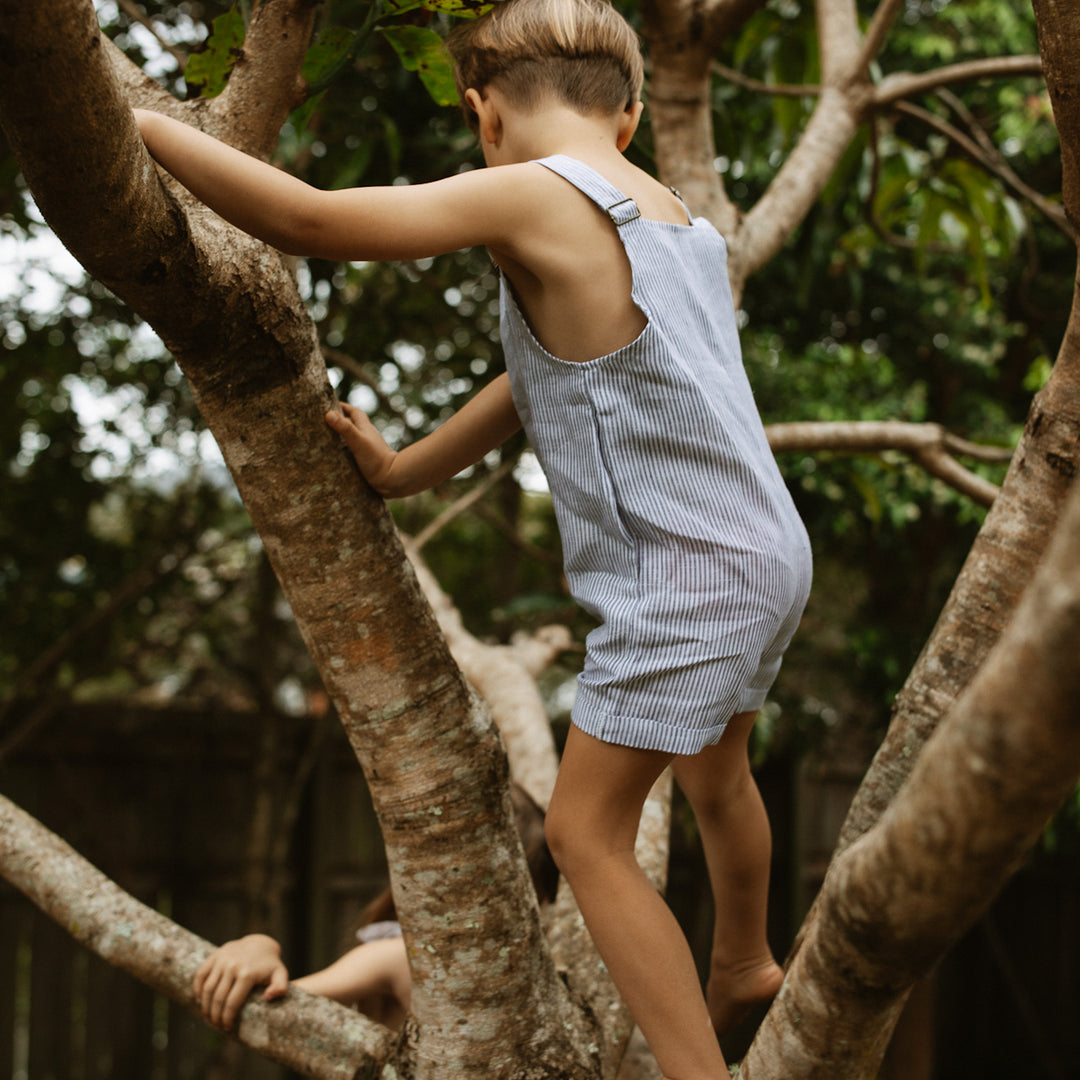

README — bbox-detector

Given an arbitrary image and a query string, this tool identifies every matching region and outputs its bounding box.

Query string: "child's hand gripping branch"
[194,934,289,1031]
[193,932,412,1032]
[325,374,521,498]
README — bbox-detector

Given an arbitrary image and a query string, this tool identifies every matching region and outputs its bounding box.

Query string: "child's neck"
[494,101,627,168]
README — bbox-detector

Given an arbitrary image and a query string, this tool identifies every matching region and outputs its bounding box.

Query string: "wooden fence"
[2,707,1080,1079]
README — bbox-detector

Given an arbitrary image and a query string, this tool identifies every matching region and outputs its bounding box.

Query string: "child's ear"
[464,87,501,146]
[616,100,644,152]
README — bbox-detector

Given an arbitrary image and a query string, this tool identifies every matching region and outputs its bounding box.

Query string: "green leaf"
[185,7,246,99]
[303,26,361,93]
[379,25,459,106]
[423,0,495,17]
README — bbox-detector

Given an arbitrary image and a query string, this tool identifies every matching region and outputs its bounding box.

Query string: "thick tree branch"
[641,0,749,238]
[805,0,1080,875]
[0,793,394,1080]
[743,468,1080,1080]
[0,1,194,330]
[216,0,320,159]
[816,0,862,86]
[403,543,564,809]
[1032,0,1080,233]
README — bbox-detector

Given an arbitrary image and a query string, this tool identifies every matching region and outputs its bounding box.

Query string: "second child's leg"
[671,710,784,1037]
[546,725,730,1080]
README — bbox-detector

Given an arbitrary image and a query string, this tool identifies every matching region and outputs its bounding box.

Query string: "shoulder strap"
[534,154,642,227]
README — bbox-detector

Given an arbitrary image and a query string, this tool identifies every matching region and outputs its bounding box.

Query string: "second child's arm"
[326,372,521,498]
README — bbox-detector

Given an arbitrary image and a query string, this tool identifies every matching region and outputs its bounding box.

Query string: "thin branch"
[876,55,1044,107]
[854,0,906,79]
[765,420,1011,506]
[865,112,958,253]
[412,455,521,551]
[322,345,409,424]
[0,698,62,767]
[116,0,188,71]
[713,61,820,98]
[471,502,566,570]
[0,543,192,731]
[891,99,1074,239]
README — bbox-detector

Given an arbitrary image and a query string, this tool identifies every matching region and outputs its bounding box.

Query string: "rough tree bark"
[741,469,1080,1079]
[0,0,1076,1077]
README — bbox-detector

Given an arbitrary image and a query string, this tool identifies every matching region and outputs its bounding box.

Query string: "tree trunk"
[742,451,1080,1079]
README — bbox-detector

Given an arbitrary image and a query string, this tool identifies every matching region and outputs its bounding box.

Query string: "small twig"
[412,454,522,551]
[322,345,410,424]
[712,61,820,99]
[116,0,188,72]
[889,98,1073,240]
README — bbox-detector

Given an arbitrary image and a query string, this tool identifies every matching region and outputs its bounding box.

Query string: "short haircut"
[447,0,644,131]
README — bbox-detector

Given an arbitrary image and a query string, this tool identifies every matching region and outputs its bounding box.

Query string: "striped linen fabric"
[501,155,812,755]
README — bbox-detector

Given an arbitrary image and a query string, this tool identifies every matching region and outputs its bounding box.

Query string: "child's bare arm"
[133,110,528,262]
[193,934,289,1030]
[326,372,521,498]
[295,937,411,1009]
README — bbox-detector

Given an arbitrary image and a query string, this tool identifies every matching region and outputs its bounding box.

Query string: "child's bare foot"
[706,956,784,1037]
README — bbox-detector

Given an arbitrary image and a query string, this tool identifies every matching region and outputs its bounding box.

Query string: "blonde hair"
[447,0,644,130]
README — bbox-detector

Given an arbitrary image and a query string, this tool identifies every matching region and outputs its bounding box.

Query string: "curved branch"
[876,55,1045,106]
[766,420,1009,506]
[890,98,1074,240]
[0,792,394,1080]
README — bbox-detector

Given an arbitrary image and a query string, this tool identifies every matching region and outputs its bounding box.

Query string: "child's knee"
[543,800,574,872]
[544,796,596,877]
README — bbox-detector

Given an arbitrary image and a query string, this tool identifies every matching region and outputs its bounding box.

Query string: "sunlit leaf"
[380,25,459,106]
[185,7,246,99]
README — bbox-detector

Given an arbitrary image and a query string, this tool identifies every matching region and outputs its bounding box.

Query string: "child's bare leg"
[547,725,729,1080]
[671,711,783,1037]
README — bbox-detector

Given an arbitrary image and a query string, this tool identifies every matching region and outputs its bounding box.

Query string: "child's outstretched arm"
[133,110,522,263]
[327,371,521,498]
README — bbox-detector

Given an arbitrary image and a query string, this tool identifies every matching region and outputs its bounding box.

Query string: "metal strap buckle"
[606,197,641,226]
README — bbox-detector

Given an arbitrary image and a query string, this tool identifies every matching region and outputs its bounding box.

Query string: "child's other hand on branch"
[193,933,289,1031]
[326,402,402,497]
